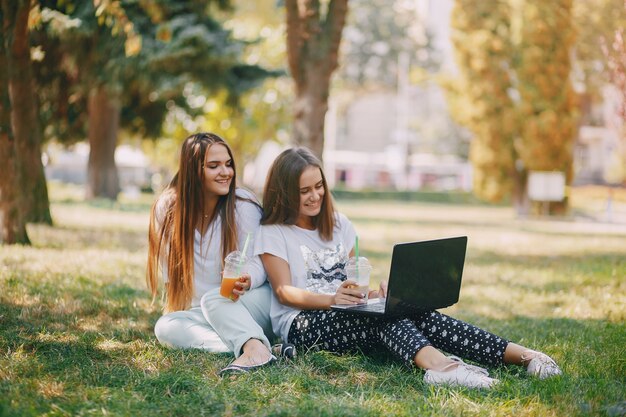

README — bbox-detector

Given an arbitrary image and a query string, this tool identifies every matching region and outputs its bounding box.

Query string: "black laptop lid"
[386,236,467,312]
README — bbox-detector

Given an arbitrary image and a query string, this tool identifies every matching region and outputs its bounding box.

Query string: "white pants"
[154,283,274,357]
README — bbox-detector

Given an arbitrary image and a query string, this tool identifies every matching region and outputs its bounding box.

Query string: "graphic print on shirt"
[300,244,348,294]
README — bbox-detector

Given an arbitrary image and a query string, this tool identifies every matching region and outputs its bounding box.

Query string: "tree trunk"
[3,0,52,225]
[512,170,530,217]
[0,132,30,245]
[0,7,29,245]
[292,71,330,158]
[86,85,121,200]
[286,0,348,159]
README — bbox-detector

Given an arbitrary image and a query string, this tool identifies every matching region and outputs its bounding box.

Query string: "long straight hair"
[261,147,336,240]
[146,132,240,312]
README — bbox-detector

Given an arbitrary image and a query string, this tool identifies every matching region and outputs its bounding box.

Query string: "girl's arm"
[261,253,364,309]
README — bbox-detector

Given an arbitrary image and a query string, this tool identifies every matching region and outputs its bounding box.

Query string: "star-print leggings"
[288,309,509,368]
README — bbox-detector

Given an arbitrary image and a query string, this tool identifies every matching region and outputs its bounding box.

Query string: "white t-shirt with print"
[155,188,266,307]
[254,212,356,342]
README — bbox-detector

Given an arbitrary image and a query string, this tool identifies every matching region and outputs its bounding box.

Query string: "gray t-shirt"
[155,188,266,307]
[255,212,356,341]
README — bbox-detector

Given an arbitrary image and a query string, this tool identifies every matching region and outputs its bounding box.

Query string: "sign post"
[527,171,566,216]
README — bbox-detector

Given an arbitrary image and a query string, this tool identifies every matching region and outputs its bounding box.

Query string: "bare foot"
[231,339,273,367]
[414,346,460,371]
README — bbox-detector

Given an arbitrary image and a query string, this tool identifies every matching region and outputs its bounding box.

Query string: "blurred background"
[2,0,626,245]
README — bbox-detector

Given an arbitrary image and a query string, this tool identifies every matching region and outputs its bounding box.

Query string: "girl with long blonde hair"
[147,132,288,374]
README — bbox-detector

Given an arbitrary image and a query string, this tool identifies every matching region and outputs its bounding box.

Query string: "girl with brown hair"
[255,147,561,388]
[147,132,288,374]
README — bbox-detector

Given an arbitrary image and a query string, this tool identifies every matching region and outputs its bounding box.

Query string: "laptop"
[331,236,467,316]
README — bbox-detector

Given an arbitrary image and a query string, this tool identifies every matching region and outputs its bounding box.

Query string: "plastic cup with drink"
[220,250,248,301]
[220,233,251,301]
[345,256,372,301]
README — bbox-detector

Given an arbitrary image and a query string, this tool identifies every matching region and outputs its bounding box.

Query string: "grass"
[1,183,625,416]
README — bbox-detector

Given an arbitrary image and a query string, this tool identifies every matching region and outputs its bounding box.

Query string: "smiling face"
[202,143,234,197]
[296,165,325,229]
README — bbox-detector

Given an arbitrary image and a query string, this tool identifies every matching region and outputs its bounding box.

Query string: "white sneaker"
[424,356,499,389]
[522,350,562,379]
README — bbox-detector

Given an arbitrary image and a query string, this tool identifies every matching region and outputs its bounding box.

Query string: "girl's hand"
[232,273,252,300]
[333,280,367,305]
[367,281,388,299]
[378,280,388,298]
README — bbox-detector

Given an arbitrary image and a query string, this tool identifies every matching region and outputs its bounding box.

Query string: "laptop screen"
[386,236,467,311]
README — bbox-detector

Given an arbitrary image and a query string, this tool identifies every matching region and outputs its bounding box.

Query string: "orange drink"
[221,250,248,301]
[220,276,241,300]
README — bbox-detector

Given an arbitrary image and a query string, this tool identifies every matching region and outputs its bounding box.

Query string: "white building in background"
[323,0,470,192]
[322,0,620,192]
[574,85,624,185]
[242,141,286,193]
[45,143,152,192]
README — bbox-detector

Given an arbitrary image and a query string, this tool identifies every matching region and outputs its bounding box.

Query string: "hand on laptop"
[379,281,388,298]
[368,281,388,299]
[334,280,367,305]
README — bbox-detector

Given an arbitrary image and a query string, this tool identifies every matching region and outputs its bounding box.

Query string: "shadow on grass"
[2,287,625,417]
[0,290,233,416]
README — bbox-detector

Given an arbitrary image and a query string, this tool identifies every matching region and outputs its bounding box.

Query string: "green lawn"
[1,185,625,416]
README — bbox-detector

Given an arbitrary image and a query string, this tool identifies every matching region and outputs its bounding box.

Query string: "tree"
[449,0,579,215]
[517,0,578,214]
[601,0,626,180]
[573,0,626,121]
[285,0,348,158]
[0,3,30,244]
[156,0,293,176]
[35,1,274,199]
[449,0,519,205]
[2,0,52,224]
[338,0,436,89]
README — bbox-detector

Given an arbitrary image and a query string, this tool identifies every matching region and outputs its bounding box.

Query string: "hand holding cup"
[231,273,251,299]
[334,280,367,305]
[220,251,248,301]
[345,256,372,301]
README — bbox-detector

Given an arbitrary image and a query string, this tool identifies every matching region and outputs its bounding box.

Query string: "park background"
[1,0,625,416]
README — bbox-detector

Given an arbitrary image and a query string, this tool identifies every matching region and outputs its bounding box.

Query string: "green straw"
[237,232,251,275]
[355,235,360,279]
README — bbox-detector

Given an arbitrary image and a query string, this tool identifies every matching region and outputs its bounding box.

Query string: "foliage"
[145,0,293,183]
[449,0,579,214]
[516,0,578,184]
[31,0,276,143]
[338,0,438,88]
[1,187,625,416]
[449,0,518,202]
[599,0,626,184]
[573,0,626,102]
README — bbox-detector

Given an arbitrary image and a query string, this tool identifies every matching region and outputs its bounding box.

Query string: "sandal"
[272,343,296,360]
[218,355,277,377]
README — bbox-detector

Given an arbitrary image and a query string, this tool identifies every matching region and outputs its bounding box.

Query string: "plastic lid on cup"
[346,256,372,270]
[225,251,248,265]
[225,250,248,261]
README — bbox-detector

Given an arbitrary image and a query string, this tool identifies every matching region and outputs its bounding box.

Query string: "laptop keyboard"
[348,300,385,313]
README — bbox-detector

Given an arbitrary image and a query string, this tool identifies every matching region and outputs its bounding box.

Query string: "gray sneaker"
[424,356,499,389]
[523,350,562,379]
